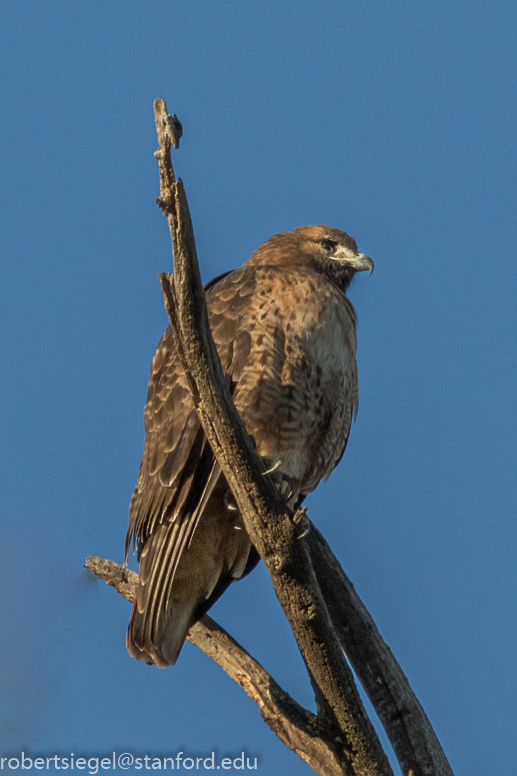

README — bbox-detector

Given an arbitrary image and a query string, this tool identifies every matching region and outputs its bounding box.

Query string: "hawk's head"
[249,225,374,291]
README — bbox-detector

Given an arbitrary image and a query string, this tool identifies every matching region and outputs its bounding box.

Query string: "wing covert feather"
[126,267,256,561]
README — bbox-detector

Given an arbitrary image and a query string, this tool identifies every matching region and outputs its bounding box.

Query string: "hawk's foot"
[261,456,297,508]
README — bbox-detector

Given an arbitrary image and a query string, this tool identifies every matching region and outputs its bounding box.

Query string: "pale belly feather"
[233,268,358,497]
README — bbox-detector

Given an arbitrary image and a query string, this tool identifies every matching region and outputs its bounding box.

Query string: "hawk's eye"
[321,239,338,253]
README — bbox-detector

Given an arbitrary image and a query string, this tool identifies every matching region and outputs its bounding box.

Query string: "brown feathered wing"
[125,268,259,667]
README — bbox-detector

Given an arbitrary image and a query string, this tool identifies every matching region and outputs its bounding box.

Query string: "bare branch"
[89,99,454,776]
[152,97,392,776]
[307,527,454,776]
[85,556,343,776]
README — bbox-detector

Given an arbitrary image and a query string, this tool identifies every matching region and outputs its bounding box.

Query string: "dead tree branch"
[307,526,453,776]
[86,556,344,776]
[152,97,392,776]
[86,98,454,776]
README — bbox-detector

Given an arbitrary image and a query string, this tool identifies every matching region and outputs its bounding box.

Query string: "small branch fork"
[85,556,343,776]
[86,99,454,776]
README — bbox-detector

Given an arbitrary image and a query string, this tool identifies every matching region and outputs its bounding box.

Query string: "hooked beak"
[344,252,374,275]
[331,247,374,275]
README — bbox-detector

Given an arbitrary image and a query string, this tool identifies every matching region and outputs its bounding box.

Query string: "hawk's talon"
[293,507,310,538]
[262,459,282,476]
[224,490,238,512]
[280,476,296,504]
[261,456,296,506]
[292,506,308,524]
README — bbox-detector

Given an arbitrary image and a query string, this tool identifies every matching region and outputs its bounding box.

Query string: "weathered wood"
[307,527,454,776]
[85,556,344,776]
[86,98,455,776]
[152,97,392,776]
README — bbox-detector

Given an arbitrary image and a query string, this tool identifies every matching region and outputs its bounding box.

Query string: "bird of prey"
[126,225,373,667]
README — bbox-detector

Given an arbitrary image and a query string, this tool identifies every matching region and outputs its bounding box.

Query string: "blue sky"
[1,1,516,773]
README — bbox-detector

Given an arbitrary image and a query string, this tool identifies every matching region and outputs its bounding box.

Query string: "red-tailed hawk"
[126,225,373,667]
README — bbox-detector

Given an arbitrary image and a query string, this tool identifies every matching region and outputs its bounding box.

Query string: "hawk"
[126,225,373,667]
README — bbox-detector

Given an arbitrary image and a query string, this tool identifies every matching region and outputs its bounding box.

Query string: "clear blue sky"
[1,1,516,774]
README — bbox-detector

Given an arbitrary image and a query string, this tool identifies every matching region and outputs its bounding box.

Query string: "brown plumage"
[126,225,374,667]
